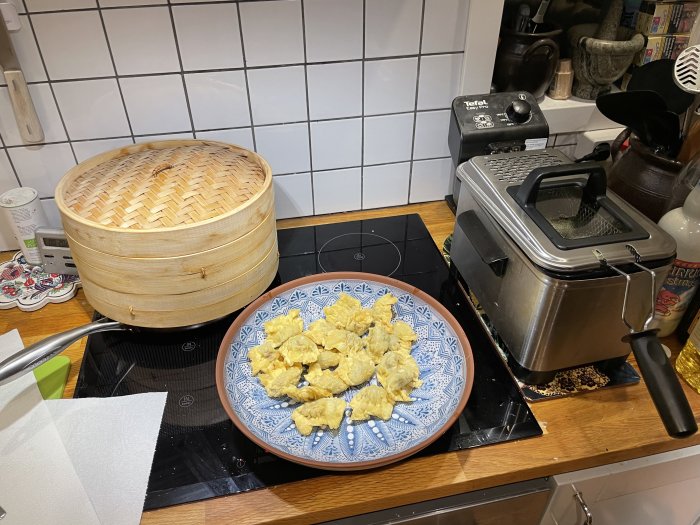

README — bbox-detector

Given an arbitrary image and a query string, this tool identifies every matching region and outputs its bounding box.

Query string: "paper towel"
[0,329,167,525]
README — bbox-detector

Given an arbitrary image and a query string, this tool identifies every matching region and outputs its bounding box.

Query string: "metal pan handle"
[514,162,607,207]
[0,318,127,386]
[625,330,698,438]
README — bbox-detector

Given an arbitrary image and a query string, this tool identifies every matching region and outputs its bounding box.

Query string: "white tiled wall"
[0,0,468,247]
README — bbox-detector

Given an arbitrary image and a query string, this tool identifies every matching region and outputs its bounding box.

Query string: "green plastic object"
[33,356,71,400]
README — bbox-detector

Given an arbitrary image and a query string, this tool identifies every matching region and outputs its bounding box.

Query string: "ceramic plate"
[216,272,474,471]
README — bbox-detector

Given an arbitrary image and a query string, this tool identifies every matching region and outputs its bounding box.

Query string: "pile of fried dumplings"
[247,292,422,436]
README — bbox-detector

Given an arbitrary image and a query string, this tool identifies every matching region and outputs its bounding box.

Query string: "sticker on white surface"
[525,138,547,151]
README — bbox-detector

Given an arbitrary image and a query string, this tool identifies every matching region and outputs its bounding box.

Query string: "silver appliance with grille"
[450,148,677,384]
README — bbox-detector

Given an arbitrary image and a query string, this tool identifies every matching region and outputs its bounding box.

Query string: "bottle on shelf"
[652,180,700,337]
[676,314,700,394]
[548,59,573,100]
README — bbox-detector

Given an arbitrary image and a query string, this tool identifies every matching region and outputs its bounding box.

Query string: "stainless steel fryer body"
[451,188,672,374]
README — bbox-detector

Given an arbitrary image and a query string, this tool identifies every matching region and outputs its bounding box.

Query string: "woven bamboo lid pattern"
[58,142,268,230]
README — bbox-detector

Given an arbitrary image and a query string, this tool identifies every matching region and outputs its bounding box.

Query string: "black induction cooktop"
[74,214,541,510]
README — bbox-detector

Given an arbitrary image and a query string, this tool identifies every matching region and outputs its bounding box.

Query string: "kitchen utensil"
[55,140,277,327]
[215,272,474,471]
[514,3,530,33]
[450,149,695,438]
[674,45,700,94]
[595,90,668,148]
[0,316,226,387]
[528,0,550,33]
[0,140,278,386]
[0,15,43,143]
[568,22,645,100]
[646,110,682,156]
[673,45,700,143]
[628,59,695,115]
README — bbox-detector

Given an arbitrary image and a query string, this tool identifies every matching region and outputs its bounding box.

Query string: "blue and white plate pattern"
[221,278,469,468]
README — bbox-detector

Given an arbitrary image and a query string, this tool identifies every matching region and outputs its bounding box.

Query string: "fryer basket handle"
[515,162,607,207]
[625,330,698,438]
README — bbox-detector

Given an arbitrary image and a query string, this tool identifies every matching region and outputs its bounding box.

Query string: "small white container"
[0,187,48,265]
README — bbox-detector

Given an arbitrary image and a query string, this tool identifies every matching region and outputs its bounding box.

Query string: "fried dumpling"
[258,365,303,398]
[303,318,334,346]
[263,309,303,348]
[388,320,418,353]
[323,329,364,355]
[279,334,319,366]
[350,385,395,421]
[371,293,397,327]
[376,351,422,402]
[247,289,422,436]
[324,293,362,329]
[317,349,341,369]
[305,363,348,394]
[291,397,347,436]
[345,308,374,336]
[365,325,392,362]
[334,352,375,387]
[248,340,283,376]
[285,385,332,403]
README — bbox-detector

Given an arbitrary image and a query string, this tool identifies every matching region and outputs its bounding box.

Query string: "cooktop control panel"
[448,91,550,165]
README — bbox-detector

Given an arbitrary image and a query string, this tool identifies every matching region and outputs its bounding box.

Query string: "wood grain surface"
[2,201,699,525]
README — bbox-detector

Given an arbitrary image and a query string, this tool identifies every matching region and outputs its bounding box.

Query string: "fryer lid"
[457,149,677,272]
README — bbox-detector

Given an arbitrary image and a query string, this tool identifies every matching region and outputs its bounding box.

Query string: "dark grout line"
[360,0,366,210]
[167,3,197,137]
[24,7,80,169]
[300,0,315,215]
[0,108,20,185]
[270,156,450,178]
[96,6,136,142]
[407,0,427,205]
[22,55,464,86]
[25,0,240,15]
[236,2,257,151]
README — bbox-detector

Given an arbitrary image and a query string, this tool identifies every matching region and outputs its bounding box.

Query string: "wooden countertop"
[3,201,700,525]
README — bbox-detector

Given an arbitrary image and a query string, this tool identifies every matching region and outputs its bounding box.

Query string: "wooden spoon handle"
[4,69,44,143]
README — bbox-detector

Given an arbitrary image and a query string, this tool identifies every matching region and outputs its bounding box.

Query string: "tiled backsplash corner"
[0,0,468,248]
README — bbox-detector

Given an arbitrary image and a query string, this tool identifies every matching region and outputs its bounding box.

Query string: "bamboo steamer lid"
[55,140,278,328]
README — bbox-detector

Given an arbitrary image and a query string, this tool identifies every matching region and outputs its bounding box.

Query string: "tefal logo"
[464,99,488,107]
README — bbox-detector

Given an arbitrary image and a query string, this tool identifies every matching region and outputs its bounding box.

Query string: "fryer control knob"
[506,100,531,123]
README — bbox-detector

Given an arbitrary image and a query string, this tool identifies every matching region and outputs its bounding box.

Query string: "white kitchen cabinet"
[539,445,700,525]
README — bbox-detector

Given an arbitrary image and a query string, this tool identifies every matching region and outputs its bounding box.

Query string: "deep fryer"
[450,148,697,438]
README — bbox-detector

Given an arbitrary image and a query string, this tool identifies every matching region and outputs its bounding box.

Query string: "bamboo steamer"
[55,140,277,328]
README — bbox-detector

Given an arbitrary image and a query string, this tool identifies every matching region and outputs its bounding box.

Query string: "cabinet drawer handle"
[572,486,593,525]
